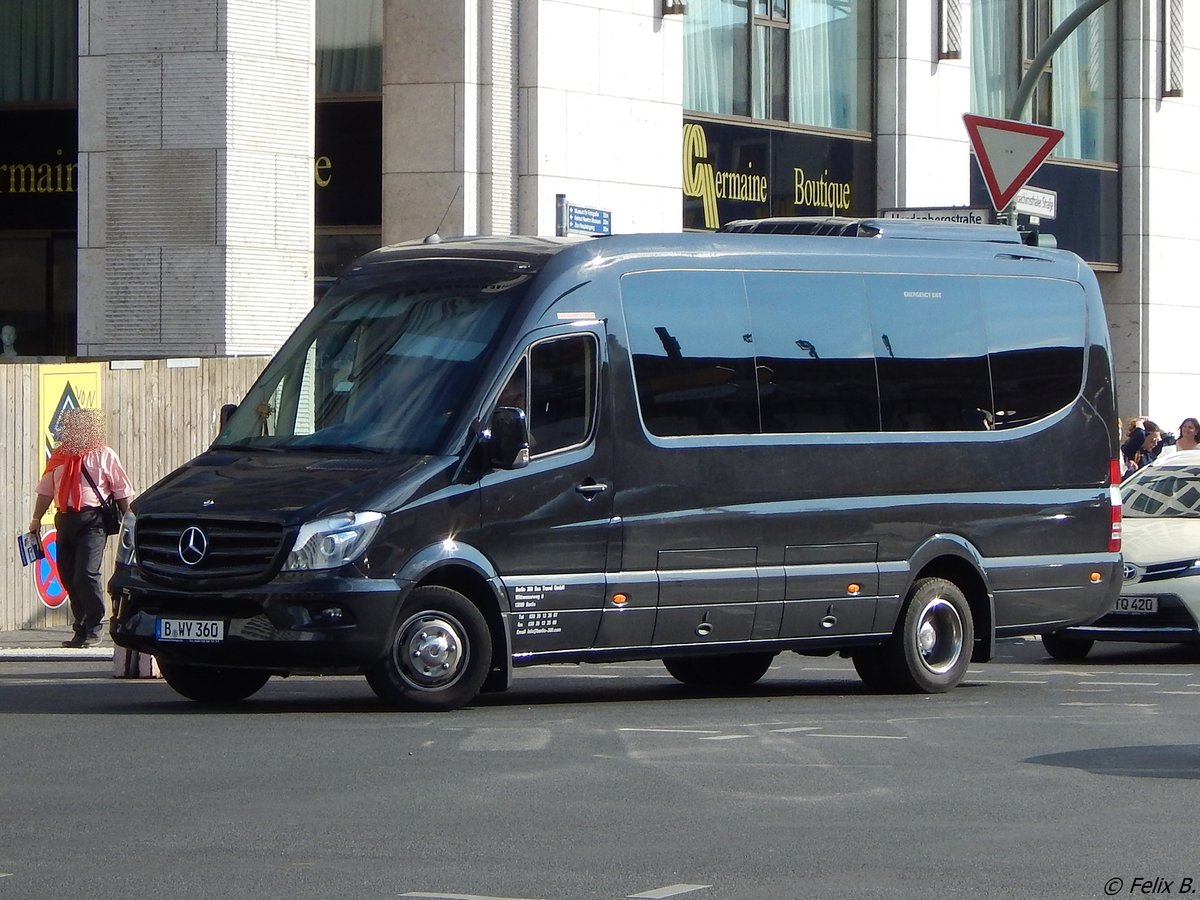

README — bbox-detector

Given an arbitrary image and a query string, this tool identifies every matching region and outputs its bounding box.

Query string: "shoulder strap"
[80,464,109,501]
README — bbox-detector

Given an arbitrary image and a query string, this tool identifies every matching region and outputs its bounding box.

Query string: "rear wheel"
[367,586,492,711]
[862,577,973,693]
[1041,631,1094,661]
[159,662,270,703]
[663,652,775,688]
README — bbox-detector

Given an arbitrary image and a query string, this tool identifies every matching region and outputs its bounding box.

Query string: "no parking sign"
[33,528,68,610]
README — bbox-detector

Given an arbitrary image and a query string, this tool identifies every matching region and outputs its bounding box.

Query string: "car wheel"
[1041,631,1094,661]
[663,652,775,688]
[879,577,973,693]
[367,586,492,711]
[159,662,270,703]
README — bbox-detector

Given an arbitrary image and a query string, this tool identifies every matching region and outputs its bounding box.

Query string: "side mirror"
[219,403,238,430]
[488,406,530,470]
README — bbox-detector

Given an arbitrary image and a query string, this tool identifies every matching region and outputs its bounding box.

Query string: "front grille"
[137,516,289,585]
[1139,560,1196,583]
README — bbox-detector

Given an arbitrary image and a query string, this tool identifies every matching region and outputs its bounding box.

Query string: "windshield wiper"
[214,441,285,452]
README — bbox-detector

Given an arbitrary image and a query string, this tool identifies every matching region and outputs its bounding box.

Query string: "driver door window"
[499,334,598,456]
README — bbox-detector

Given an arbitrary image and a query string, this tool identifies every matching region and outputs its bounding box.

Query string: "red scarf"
[43,448,86,512]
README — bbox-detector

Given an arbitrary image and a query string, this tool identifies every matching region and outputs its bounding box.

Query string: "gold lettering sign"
[793,167,852,215]
[683,123,769,229]
[314,155,332,188]
[0,149,76,194]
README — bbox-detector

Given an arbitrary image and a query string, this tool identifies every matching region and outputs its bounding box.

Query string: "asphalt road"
[3,637,1199,900]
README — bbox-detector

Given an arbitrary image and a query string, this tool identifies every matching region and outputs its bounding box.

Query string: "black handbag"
[81,465,122,535]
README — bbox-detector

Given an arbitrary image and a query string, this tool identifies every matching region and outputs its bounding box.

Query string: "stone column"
[78,0,314,358]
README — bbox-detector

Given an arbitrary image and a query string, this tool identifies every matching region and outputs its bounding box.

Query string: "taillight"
[1108,457,1122,552]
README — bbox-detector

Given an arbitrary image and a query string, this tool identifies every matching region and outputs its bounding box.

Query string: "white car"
[1042,448,1200,660]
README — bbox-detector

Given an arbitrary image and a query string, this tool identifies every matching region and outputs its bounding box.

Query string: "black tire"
[367,586,492,711]
[1041,631,1094,661]
[663,652,775,688]
[159,662,270,703]
[851,647,892,691]
[875,577,974,693]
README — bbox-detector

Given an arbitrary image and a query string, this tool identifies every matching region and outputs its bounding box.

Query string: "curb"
[0,647,114,661]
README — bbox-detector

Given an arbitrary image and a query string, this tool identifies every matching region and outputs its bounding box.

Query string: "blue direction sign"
[566,203,611,236]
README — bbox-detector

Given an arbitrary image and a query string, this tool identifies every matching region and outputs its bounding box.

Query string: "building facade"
[0,0,1196,426]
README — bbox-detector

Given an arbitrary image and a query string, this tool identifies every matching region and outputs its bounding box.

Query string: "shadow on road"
[1027,744,1200,780]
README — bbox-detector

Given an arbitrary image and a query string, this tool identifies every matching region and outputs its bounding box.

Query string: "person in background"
[1121,417,1162,478]
[28,408,134,648]
[1173,417,1200,452]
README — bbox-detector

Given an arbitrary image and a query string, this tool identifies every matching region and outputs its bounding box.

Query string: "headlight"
[116,511,137,565]
[283,511,385,571]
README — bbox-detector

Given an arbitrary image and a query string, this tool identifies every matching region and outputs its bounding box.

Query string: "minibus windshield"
[215,260,532,455]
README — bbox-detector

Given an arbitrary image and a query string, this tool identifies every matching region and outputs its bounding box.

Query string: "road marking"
[1089,681,1160,687]
[698,734,751,741]
[402,893,542,900]
[809,733,906,740]
[620,728,721,735]
[769,726,824,734]
[628,884,711,899]
[975,679,1048,684]
[1155,690,1200,695]
[1060,702,1157,707]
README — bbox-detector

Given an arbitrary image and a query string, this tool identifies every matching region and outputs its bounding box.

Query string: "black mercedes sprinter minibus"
[110,221,1123,709]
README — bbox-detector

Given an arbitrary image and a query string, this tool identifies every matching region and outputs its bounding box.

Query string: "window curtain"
[788,0,867,130]
[0,0,76,103]
[317,0,382,95]
[1050,0,1116,161]
[969,0,1017,118]
[684,0,750,116]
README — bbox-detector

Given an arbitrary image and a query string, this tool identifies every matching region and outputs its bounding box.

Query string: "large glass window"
[685,0,871,132]
[982,278,1085,429]
[217,261,530,455]
[684,0,751,117]
[623,271,760,437]
[970,0,1117,163]
[865,276,993,432]
[0,0,76,103]
[317,0,382,96]
[745,272,880,433]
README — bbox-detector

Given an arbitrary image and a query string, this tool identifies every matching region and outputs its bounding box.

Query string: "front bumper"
[109,567,410,673]
[1056,591,1200,644]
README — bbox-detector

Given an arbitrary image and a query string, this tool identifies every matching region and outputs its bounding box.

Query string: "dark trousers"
[54,509,108,635]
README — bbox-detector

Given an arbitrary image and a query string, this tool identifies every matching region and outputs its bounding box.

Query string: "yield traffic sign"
[963,113,1063,211]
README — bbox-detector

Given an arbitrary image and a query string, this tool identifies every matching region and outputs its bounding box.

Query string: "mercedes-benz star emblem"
[1122,563,1137,581]
[178,526,209,566]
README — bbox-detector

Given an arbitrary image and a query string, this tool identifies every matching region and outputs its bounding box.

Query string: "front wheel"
[1041,631,1094,661]
[159,662,270,703]
[874,577,974,693]
[367,586,492,711]
[663,652,775,688]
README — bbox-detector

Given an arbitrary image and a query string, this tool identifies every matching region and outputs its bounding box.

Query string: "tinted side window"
[866,276,992,432]
[497,334,598,456]
[623,271,759,436]
[529,335,597,454]
[983,279,1085,430]
[745,272,880,433]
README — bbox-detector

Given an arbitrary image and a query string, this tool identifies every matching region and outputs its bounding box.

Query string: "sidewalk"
[0,626,113,661]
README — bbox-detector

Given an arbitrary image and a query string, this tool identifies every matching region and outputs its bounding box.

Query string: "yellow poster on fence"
[37,362,103,472]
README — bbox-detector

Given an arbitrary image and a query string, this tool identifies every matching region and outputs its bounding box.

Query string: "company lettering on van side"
[0,149,76,194]
[793,167,851,215]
